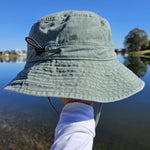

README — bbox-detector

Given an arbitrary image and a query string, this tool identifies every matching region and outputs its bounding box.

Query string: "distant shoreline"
[0,53,26,63]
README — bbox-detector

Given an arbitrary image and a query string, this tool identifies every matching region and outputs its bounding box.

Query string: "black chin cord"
[95,103,103,129]
[48,97,59,119]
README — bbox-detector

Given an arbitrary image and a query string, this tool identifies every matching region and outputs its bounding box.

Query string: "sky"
[0,0,150,51]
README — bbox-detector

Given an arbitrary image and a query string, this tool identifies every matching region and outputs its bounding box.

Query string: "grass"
[128,49,150,58]
[136,49,150,54]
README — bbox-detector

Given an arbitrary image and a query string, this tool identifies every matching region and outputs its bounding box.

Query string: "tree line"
[124,28,150,52]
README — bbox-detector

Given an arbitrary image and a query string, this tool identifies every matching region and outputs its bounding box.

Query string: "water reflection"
[0,56,26,63]
[1,54,150,78]
[0,53,150,150]
[116,52,150,77]
[92,54,150,150]
[124,56,148,77]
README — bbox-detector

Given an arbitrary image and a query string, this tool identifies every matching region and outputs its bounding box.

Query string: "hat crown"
[27,10,116,62]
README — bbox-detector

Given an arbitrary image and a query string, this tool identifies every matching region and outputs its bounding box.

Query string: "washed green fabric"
[4,10,145,102]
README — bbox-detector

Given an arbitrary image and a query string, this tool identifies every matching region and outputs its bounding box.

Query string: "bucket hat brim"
[4,58,145,103]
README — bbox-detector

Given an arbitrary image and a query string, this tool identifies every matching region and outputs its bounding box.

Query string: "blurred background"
[0,0,150,150]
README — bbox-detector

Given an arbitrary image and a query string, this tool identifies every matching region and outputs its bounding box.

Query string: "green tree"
[124,28,149,51]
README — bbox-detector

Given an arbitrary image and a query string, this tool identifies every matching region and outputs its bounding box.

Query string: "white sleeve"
[50,102,95,150]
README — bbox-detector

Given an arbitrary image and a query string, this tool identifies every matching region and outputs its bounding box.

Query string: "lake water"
[0,54,150,150]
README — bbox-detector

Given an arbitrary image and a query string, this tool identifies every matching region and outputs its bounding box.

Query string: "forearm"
[50,102,95,150]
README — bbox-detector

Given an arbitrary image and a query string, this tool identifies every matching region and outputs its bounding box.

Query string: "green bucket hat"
[4,10,145,103]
